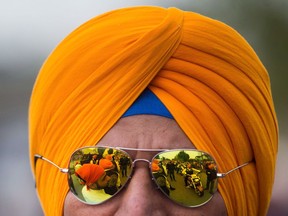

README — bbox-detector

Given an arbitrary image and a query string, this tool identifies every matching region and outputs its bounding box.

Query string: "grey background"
[1,0,287,215]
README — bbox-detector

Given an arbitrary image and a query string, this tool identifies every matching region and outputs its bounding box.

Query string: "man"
[75,164,111,204]
[166,160,176,181]
[119,155,130,177]
[30,6,278,216]
[205,162,217,194]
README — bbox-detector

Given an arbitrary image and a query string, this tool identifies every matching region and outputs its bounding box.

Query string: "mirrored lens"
[68,147,133,204]
[151,150,218,207]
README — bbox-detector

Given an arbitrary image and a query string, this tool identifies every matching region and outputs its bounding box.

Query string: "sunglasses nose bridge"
[130,159,152,178]
[131,159,158,187]
[132,158,151,165]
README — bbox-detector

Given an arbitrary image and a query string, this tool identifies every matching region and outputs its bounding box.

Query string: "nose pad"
[150,173,162,190]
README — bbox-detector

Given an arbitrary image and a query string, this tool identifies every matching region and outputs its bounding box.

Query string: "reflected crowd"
[68,147,218,206]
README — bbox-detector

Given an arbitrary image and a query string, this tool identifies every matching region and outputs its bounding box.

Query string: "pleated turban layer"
[29,6,278,216]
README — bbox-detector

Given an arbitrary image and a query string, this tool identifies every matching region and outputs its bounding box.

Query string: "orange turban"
[105,154,113,161]
[29,6,278,216]
[75,164,105,189]
[99,158,113,169]
[151,160,160,172]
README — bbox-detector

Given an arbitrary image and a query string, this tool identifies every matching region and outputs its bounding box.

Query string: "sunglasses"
[34,146,250,207]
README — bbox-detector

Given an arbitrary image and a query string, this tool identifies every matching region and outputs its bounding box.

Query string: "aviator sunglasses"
[34,146,250,207]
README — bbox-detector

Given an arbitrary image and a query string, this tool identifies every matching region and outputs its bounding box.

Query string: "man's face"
[89,173,111,190]
[64,115,227,216]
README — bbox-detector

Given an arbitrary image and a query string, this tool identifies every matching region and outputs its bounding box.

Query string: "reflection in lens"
[151,150,218,207]
[68,147,132,204]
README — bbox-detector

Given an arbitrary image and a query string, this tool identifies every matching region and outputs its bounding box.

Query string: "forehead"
[97,115,195,150]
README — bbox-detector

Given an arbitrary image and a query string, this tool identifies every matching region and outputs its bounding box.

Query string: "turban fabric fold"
[29,6,278,216]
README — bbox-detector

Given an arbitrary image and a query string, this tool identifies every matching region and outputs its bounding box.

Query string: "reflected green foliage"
[176,150,190,162]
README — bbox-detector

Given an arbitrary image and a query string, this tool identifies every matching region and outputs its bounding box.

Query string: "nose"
[115,162,168,216]
[105,175,111,182]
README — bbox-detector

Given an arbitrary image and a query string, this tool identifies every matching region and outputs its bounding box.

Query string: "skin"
[89,173,111,190]
[64,115,227,216]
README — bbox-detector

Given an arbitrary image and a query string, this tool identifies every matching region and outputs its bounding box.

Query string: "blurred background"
[0,0,287,215]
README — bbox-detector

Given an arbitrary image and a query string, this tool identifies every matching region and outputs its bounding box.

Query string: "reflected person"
[75,164,111,204]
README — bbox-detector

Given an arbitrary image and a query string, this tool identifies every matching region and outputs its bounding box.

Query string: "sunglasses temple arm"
[217,161,250,178]
[34,154,69,173]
